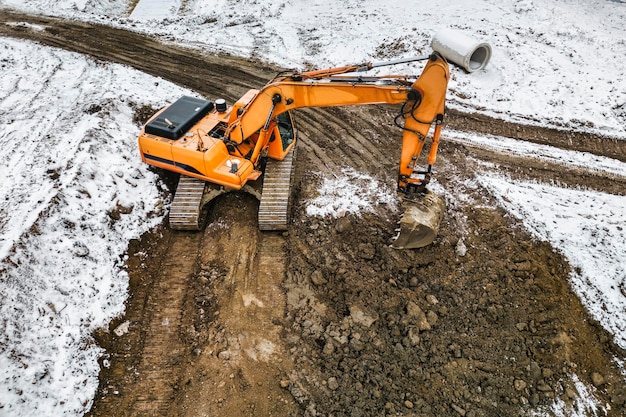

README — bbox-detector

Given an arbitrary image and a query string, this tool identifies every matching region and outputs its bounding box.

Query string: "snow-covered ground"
[0,37,189,415]
[0,0,625,416]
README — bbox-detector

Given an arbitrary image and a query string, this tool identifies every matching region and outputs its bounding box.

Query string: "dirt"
[1,10,625,417]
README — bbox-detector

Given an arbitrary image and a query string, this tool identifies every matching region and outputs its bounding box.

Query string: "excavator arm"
[225,52,449,194]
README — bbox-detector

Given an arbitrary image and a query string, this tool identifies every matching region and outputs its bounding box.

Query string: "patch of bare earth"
[1,10,624,416]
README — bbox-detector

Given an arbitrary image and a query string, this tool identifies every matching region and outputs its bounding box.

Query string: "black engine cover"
[145,96,214,140]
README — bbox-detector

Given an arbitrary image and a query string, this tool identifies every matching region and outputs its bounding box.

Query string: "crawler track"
[258,150,296,230]
[169,176,207,230]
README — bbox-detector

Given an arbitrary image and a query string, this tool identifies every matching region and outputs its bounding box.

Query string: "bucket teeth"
[392,191,445,249]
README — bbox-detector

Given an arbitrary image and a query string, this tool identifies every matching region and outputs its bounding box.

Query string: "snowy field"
[0,0,625,416]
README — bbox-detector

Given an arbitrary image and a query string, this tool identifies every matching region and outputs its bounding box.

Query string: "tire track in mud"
[293,107,399,183]
[90,193,297,416]
[446,108,626,163]
[446,139,626,196]
[126,231,202,415]
[0,10,270,102]
[170,194,298,416]
[89,230,204,416]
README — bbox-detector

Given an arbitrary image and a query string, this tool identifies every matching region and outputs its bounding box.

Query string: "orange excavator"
[137,52,449,248]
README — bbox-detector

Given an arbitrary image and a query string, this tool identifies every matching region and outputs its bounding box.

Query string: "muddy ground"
[1,10,625,417]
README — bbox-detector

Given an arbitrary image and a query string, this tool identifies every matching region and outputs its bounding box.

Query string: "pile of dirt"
[280,156,626,415]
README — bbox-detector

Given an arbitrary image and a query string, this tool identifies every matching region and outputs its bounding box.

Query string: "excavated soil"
[2,10,625,417]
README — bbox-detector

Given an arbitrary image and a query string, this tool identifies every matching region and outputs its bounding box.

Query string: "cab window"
[277,112,295,150]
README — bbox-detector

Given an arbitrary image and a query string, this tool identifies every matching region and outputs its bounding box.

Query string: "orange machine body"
[138,90,295,190]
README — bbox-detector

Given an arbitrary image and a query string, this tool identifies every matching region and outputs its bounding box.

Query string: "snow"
[129,0,180,20]
[305,168,397,218]
[0,38,190,414]
[117,0,626,138]
[0,0,625,416]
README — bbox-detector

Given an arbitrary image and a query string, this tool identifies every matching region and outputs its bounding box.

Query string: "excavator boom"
[138,52,450,247]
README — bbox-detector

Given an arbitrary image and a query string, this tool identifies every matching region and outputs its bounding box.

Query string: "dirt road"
[1,10,625,416]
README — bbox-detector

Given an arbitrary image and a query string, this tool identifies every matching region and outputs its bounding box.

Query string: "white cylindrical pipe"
[431,29,492,73]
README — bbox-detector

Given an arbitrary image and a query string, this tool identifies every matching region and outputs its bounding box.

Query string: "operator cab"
[276,112,295,151]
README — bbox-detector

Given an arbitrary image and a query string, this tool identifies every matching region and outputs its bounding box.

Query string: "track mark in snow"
[127,232,202,415]
[0,41,95,258]
[447,129,626,181]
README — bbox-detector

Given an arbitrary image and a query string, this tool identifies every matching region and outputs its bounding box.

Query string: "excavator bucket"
[392,191,446,249]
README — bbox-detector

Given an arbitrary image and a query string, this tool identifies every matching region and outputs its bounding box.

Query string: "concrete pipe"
[431,29,492,73]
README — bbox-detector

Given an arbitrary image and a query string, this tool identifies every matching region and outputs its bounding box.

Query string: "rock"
[327,377,339,390]
[310,269,327,286]
[417,315,431,331]
[349,305,377,327]
[404,400,414,409]
[408,327,421,346]
[322,341,335,356]
[406,301,431,331]
[426,310,438,326]
[542,368,553,379]
[218,350,231,360]
[455,238,467,257]
[565,387,577,400]
[358,243,376,260]
[537,381,553,392]
[591,372,606,387]
[335,217,351,233]
[406,301,424,317]
[426,294,439,305]
[451,403,466,416]
[514,379,527,391]
[113,321,130,337]
[529,393,540,405]
[529,361,541,381]
[280,380,290,388]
